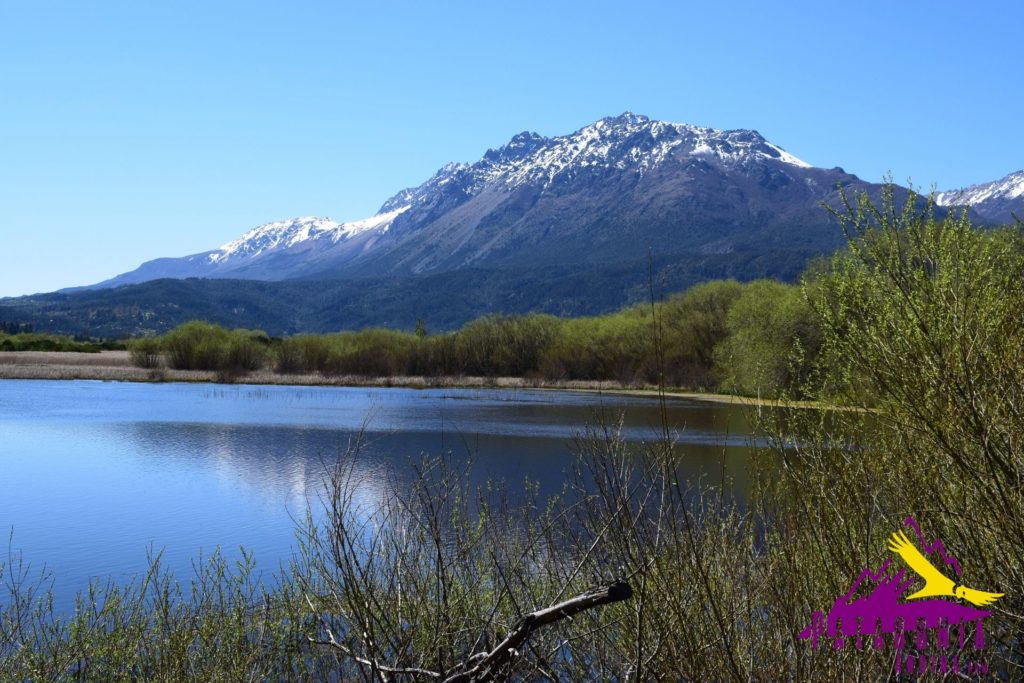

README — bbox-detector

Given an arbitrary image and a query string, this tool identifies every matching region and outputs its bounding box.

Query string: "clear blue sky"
[1,0,1021,297]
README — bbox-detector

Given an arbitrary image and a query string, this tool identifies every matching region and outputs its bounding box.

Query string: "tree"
[713,280,818,397]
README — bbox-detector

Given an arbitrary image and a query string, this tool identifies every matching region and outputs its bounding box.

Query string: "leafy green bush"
[746,185,1024,676]
[660,279,743,388]
[160,321,268,374]
[453,314,562,377]
[274,334,335,374]
[128,336,163,369]
[712,280,820,397]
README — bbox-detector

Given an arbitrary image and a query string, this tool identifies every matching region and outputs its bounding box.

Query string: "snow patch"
[935,170,1024,207]
[208,206,410,265]
[380,113,818,207]
[204,114,820,269]
[767,143,812,168]
[334,205,410,240]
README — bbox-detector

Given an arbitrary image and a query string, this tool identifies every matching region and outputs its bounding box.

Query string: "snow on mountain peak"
[488,115,810,188]
[935,170,1024,207]
[338,205,410,238]
[210,216,341,264]
[373,114,813,217]
[208,206,409,265]
[766,143,812,168]
[202,114,814,271]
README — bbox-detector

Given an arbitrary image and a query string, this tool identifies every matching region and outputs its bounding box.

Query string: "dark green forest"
[0,248,814,338]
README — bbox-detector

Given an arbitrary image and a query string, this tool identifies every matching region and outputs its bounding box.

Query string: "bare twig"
[443,581,632,683]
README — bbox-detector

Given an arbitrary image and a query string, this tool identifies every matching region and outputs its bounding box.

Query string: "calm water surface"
[0,380,761,612]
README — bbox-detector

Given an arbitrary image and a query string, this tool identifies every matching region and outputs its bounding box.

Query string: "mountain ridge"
[7,112,1016,337]
[936,169,1024,223]
[92,112,866,288]
[74,114,1022,292]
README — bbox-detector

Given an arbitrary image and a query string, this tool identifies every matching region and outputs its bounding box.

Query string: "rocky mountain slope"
[10,112,1011,337]
[97,113,876,288]
[936,170,1024,224]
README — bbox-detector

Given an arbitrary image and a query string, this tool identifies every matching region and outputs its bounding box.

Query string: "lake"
[0,379,761,613]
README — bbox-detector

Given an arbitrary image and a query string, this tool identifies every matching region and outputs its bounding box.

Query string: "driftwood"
[442,581,632,683]
[314,580,632,682]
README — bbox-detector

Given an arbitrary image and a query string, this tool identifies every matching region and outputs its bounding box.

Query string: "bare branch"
[443,581,632,683]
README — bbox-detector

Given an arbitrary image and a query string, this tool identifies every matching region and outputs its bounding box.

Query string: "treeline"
[0,332,125,353]
[129,277,821,396]
[0,321,33,335]
[0,249,815,340]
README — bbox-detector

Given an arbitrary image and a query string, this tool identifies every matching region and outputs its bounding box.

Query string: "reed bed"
[0,351,132,367]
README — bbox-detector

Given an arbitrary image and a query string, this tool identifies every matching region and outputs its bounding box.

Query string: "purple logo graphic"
[799,517,1001,676]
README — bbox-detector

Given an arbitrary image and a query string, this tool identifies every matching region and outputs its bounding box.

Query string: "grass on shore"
[0,350,815,409]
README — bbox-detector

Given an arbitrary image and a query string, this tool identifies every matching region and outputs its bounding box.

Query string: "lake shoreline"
[0,350,805,407]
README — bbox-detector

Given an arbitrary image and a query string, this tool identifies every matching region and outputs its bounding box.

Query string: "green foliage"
[540,308,650,382]
[158,321,269,375]
[163,321,230,370]
[713,279,820,397]
[754,184,1024,676]
[811,183,1024,515]
[0,548,315,681]
[0,332,123,353]
[454,314,563,377]
[127,336,163,368]
[143,278,817,396]
[659,279,744,387]
[273,334,334,374]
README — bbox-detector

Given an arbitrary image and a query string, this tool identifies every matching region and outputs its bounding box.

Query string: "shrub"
[128,337,163,369]
[660,279,743,388]
[225,335,267,372]
[453,314,562,377]
[162,321,268,374]
[713,280,819,397]
[0,332,114,353]
[274,335,336,374]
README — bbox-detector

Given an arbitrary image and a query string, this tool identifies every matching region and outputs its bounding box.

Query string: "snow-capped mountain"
[19,113,1011,335]
[381,113,811,206]
[208,209,409,265]
[94,210,410,287]
[96,112,876,288]
[936,170,1024,224]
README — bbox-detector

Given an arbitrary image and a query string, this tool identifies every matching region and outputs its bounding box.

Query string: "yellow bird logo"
[888,530,1003,607]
